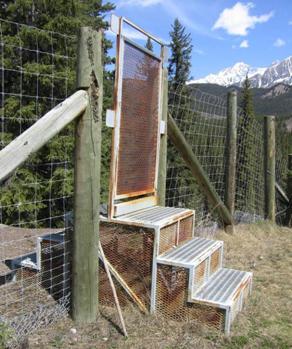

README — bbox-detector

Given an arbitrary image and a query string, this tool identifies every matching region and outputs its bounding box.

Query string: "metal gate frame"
[108,15,167,218]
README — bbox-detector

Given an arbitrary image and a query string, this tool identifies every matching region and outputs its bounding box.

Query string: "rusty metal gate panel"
[117,41,160,196]
[109,16,167,218]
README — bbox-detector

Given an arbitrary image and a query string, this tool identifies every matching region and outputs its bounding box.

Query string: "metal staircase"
[99,15,253,336]
[155,235,252,334]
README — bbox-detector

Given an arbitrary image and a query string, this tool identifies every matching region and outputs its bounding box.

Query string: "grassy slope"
[28,223,292,349]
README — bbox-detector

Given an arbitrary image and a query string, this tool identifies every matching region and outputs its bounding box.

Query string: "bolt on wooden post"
[264,115,276,223]
[72,27,103,323]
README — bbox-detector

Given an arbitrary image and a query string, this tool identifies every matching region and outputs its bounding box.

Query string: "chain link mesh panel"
[99,222,155,309]
[156,264,225,330]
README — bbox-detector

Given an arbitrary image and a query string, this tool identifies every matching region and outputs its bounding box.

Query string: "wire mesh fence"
[166,84,228,233]
[0,16,290,348]
[166,84,290,229]
[275,124,290,224]
[234,109,265,222]
[0,19,76,347]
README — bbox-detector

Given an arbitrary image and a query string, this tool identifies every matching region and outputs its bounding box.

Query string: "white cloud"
[239,39,249,48]
[289,20,292,25]
[213,2,274,36]
[273,38,286,47]
[118,0,162,7]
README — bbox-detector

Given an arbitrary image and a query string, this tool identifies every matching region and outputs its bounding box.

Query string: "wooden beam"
[264,115,276,223]
[0,90,88,184]
[225,90,237,217]
[157,67,168,206]
[167,114,234,227]
[72,27,103,324]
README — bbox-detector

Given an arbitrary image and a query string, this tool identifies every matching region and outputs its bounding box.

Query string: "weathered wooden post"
[72,27,103,323]
[264,115,276,223]
[158,67,168,206]
[225,90,237,217]
[285,154,292,226]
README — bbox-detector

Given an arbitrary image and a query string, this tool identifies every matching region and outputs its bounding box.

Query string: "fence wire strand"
[0,19,76,347]
[166,84,290,229]
[0,18,290,347]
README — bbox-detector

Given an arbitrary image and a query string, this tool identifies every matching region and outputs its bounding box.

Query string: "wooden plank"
[72,27,103,324]
[225,90,237,217]
[0,90,88,184]
[114,196,157,217]
[264,116,276,222]
[168,114,234,227]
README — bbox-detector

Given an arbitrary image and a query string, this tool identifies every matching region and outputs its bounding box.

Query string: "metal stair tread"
[192,267,252,307]
[157,237,223,267]
[102,205,193,228]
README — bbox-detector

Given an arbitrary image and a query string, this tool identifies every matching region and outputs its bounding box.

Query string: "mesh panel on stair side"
[99,222,154,309]
[210,249,221,275]
[159,223,177,254]
[194,260,207,291]
[178,216,193,245]
[156,264,225,330]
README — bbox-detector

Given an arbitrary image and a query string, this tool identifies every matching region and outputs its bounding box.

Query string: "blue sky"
[105,0,292,79]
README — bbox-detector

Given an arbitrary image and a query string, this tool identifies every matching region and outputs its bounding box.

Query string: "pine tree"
[166,19,195,209]
[0,1,115,226]
[168,18,192,88]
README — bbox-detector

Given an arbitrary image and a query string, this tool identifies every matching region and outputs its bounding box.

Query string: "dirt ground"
[27,223,292,349]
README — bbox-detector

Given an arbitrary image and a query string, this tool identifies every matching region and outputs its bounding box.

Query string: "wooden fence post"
[264,115,276,223]
[72,27,103,323]
[158,67,168,206]
[285,154,292,226]
[225,90,237,217]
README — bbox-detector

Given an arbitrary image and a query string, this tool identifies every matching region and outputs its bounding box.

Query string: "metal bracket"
[106,109,115,128]
[110,14,120,34]
[160,120,166,134]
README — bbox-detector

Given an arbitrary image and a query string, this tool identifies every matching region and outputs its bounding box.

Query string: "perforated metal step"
[191,267,252,334]
[192,268,252,306]
[109,206,194,229]
[157,237,222,268]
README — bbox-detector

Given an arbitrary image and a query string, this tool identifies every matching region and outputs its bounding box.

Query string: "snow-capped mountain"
[189,56,292,88]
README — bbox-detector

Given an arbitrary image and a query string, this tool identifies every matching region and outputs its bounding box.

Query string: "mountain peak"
[189,56,292,89]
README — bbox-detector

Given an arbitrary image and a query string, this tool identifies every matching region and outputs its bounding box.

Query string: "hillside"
[189,83,292,119]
